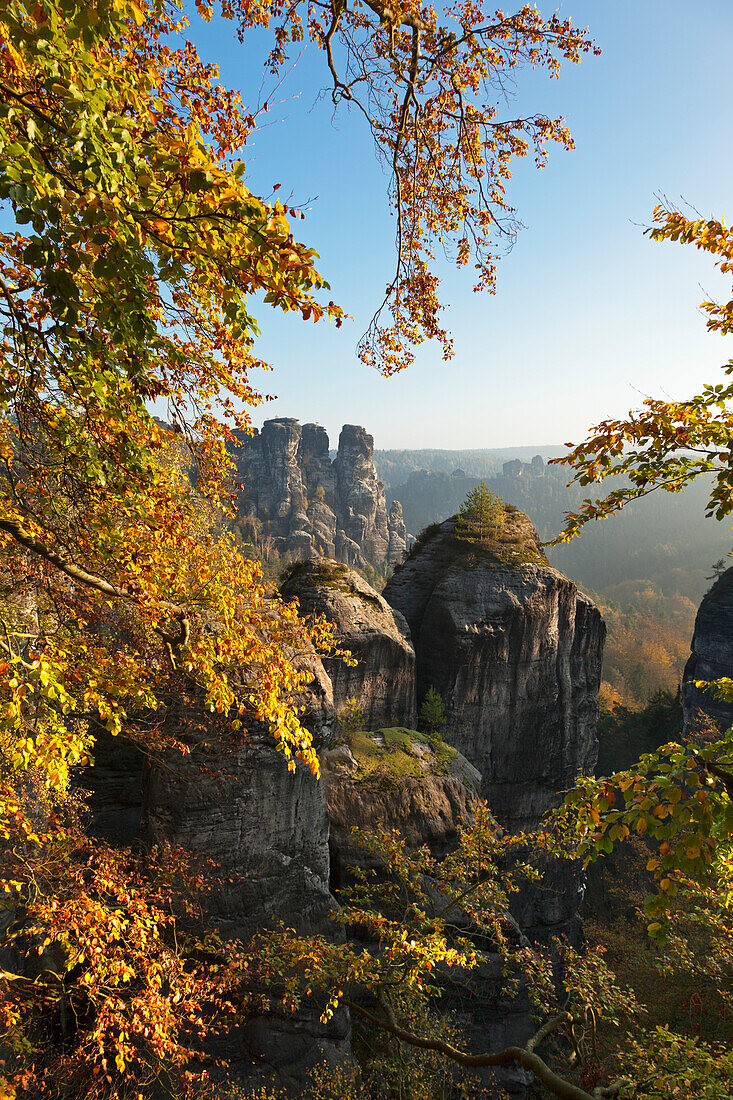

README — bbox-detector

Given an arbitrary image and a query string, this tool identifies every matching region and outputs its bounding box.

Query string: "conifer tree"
[455,482,505,543]
[419,685,447,735]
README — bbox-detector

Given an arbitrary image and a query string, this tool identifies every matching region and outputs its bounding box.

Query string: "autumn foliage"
[554,207,733,536]
[221,0,598,372]
[4,0,733,1095]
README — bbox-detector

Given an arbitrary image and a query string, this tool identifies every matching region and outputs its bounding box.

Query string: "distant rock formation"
[387,499,408,565]
[502,455,545,478]
[280,558,416,729]
[383,512,605,835]
[683,566,733,735]
[232,418,407,572]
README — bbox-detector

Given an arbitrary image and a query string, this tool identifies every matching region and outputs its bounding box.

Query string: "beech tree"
[554,206,733,537]
[226,0,598,373]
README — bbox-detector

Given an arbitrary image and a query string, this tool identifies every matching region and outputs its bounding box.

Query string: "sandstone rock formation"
[320,728,535,1096]
[320,728,480,880]
[383,511,605,835]
[387,499,408,565]
[143,733,333,940]
[233,419,407,572]
[141,730,349,1091]
[78,729,145,846]
[280,558,416,729]
[683,566,733,735]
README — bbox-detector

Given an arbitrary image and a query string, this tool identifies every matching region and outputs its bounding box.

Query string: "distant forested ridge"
[382,455,731,605]
[372,445,566,486]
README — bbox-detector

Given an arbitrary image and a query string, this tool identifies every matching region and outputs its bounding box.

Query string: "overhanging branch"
[348,996,598,1100]
[0,517,190,646]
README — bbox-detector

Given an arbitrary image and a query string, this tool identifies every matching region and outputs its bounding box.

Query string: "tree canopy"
[455,480,504,541]
[7,1,731,1098]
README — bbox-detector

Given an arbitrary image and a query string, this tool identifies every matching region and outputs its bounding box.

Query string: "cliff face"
[143,735,333,940]
[233,419,407,572]
[683,566,733,735]
[280,558,416,729]
[71,501,605,1090]
[383,513,605,835]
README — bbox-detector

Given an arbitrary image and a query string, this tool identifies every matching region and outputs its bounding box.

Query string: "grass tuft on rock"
[450,505,548,568]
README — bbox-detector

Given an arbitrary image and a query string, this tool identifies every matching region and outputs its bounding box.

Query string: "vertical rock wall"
[280,558,416,729]
[383,515,604,832]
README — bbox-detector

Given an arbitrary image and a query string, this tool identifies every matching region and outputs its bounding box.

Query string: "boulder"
[280,558,416,729]
[320,727,480,879]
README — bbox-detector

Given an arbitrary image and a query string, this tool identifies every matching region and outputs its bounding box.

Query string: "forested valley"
[378,457,731,709]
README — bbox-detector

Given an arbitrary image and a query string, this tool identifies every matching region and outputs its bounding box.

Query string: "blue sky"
[187,0,733,449]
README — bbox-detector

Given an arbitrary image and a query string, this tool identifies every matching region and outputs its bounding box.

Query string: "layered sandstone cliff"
[383,512,605,834]
[280,558,416,729]
[233,419,407,572]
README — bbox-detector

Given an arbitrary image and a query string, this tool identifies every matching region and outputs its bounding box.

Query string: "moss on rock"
[281,558,351,590]
[449,504,548,568]
[343,727,457,786]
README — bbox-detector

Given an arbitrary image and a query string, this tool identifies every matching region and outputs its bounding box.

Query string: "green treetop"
[419,685,447,735]
[455,482,505,543]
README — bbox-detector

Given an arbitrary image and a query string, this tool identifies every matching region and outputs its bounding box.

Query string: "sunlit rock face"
[683,566,733,736]
[383,513,605,834]
[387,498,408,565]
[280,557,416,730]
[232,419,406,572]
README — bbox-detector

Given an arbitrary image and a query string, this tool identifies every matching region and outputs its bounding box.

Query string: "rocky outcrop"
[683,566,733,735]
[143,733,333,940]
[280,558,416,729]
[320,729,534,1096]
[383,513,605,835]
[320,728,480,880]
[233,419,398,572]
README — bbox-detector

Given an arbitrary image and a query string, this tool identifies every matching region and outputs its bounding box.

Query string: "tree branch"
[348,996,595,1100]
[0,517,189,645]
